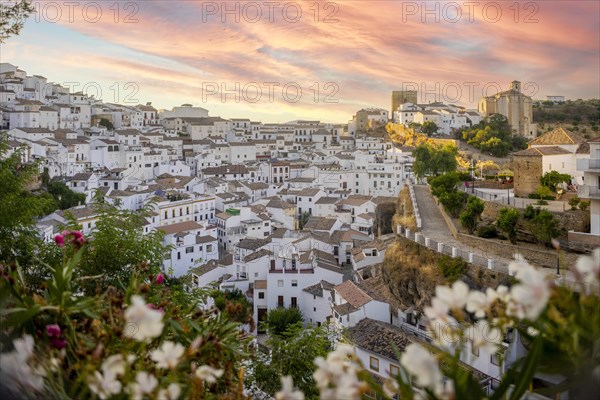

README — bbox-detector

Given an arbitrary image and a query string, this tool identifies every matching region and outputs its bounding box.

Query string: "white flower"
[527,326,539,337]
[88,371,122,400]
[485,285,510,304]
[158,383,181,400]
[0,335,45,394]
[434,379,455,400]
[328,343,355,362]
[195,365,223,384]
[508,263,551,320]
[124,295,164,342]
[101,354,126,378]
[335,371,365,399]
[151,341,185,369]
[276,376,305,400]
[468,321,502,354]
[435,281,469,310]
[466,290,488,318]
[400,343,442,389]
[424,297,450,324]
[12,334,35,363]
[574,248,600,294]
[129,371,158,399]
[313,345,364,400]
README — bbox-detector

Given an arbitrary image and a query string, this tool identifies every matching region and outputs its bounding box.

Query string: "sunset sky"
[3,0,599,122]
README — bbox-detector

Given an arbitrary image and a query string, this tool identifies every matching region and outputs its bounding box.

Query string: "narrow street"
[411,184,511,274]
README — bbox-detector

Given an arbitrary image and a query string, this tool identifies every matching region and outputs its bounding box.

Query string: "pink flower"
[155,273,165,285]
[50,337,67,349]
[54,234,65,247]
[46,324,61,337]
[70,231,85,247]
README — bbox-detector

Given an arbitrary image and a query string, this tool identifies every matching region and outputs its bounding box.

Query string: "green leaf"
[3,305,41,327]
[509,337,543,400]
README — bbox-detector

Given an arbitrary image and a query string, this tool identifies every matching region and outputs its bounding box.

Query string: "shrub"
[436,255,467,283]
[211,288,253,324]
[530,210,560,245]
[540,171,572,192]
[536,185,553,202]
[440,191,469,218]
[459,196,485,234]
[524,204,542,220]
[568,197,581,210]
[579,201,590,211]
[477,224,498,238]
[264,307,304,337]
[497,207,520,244]
[429,172,461,198]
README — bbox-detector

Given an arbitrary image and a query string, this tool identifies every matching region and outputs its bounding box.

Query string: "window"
[292,280,298,287]
[206,244,213,253]
[491,352,501,366]
[185,247,194,254]
[177,252,181,260]
[389,365,400,377]
[258,292,265,299]
[471,342,479,357]
[277,280,283,287]
[291,297,297,308]
[369,357,379,371]
[277,296,284,307]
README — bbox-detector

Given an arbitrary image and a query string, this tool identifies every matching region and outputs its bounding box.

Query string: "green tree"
[536,185,553,203]
[98,118,114,130]
[497,207,520,244]
[459,196,485,234]
[264,307,304,337]
[62,192,167,294]
[0,135,55,269]
[46,181,86,209]
[413,142,457,179]
[0,0,33,42]
[298,211,311,230]
[211,288,253,325]
[540,171,572,192]
[439,190,469,218]
[429,172,461,198]
[421,121,439,136]
[530,210,560,245]
[459,114,522,157]
[248,323,332,399]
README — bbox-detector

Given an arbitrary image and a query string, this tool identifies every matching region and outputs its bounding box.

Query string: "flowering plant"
[0,231,250,399]
[277,250,599,400]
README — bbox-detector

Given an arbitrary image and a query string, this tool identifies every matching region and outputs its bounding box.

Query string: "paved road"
[411,184,511,274]
[413,185,462,247]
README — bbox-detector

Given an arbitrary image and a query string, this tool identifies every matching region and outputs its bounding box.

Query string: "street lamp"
[469,160,475,194]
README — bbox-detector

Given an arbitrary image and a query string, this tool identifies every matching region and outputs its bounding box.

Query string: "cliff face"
[382,237,511,312]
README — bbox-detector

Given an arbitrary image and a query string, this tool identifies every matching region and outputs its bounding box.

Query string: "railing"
[408,183,422,229]
[458,185,570,210]
[578,185,600,199]
[396,224,508,273]
[577,158,600,171]
[268,268,314,274]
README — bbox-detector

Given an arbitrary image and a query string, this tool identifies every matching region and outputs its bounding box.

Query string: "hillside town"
[1,60,599,399]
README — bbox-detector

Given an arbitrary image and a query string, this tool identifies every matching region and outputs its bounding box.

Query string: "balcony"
[578,185,600,199]
[268,267,314,274]
[577,158,600,172]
